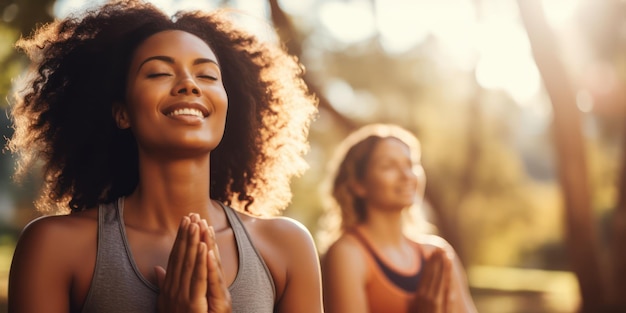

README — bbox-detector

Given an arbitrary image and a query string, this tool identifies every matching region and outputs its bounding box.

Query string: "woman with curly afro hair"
[6,0,321,312]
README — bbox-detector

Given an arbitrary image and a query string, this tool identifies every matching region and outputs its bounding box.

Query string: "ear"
[112,103,130,129]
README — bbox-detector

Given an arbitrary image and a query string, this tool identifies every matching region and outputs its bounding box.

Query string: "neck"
[360,207,407,246]
[124,154,218,233]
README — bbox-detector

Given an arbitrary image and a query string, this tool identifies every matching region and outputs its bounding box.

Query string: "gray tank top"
[81,198,275,312]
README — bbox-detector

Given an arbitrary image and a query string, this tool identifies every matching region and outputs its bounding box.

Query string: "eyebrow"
[137,56,220,73]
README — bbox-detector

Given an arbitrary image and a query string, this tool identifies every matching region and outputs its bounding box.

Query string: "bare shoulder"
[9,209,98,312]
[13,209,98,271]
[321,232,368,313]
[321,232,368,284]
[237,212,315,251]
[16,209,97,247]
[323,232,364,261]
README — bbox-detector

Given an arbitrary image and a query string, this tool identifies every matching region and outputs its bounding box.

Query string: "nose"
[172,77,200,96]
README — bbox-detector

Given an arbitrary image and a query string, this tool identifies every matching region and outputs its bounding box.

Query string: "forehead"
[131,30,218,63]
[370,137,411,159]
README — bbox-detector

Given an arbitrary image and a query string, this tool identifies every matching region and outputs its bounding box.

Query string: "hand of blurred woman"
[408,248,452,313]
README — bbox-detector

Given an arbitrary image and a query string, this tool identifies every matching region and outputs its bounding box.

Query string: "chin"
[398,201,416,209]
[177,136,222,149]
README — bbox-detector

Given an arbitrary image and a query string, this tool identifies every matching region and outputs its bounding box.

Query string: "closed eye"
[147,73,172,78]
[198,75,218,81]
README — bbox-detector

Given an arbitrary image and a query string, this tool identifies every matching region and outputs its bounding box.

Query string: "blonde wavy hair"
[316,124,434,253]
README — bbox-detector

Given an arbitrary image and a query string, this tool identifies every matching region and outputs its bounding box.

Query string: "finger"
[180,222,201,297]
[428,250,447,298]
[207,249,220,292]
[164,216,191,290]
[207,248,231,310]
[190,241,208,300]
[199,219,210,245]
[189,213,200,224]
[439,253,453,303]
[418,249,441,290]
[154,266,167,289]
[420,249,446,303]
[207,226,223,270]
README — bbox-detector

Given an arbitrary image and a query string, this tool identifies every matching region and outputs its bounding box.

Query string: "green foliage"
[0,27,20,108]
[0,0,56,107]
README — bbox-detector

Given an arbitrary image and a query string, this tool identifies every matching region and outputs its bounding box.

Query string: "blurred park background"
[1,0,626,312]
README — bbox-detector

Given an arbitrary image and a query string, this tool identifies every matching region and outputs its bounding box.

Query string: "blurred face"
[354,138,423,212]
[118,30,228,157]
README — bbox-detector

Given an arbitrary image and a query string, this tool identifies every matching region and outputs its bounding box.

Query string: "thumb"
[154,266,166,288]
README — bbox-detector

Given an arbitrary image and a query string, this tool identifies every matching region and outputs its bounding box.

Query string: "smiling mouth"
[168,108,204,118]
[162,102,210,119]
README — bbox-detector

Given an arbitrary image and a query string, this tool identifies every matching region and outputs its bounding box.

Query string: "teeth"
[169,108,203,118]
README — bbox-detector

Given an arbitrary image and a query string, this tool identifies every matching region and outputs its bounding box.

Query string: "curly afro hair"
[7,0,317,216]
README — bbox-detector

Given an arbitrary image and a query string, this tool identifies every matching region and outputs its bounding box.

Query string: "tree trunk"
[517,0,606,311]
[609,113,626,310]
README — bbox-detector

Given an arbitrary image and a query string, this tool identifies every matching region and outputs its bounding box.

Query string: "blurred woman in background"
[319,123,477,313]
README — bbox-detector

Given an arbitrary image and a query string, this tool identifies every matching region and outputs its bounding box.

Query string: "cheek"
[126,97,157,124]
[126,81,168,118]
[363,172,393,192]
[213,87,229,109]
[126,82,153,111]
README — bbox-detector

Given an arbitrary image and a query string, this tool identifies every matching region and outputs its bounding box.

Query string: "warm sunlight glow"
[373,0,429,54]
[316,0,546,105]
[53,0,104,17]
[474,18,541,104]
[54,0,205,17]
[542,0,583,29]
[468,266,580,313]
[375,0,476,57]
[52,0,584,109]
[278,0,315,16]
[318,1,376,44]
[54,0,278,44]
[323,78,377,120]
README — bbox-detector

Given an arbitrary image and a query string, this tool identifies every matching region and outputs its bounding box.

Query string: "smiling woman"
[5,0,321,312]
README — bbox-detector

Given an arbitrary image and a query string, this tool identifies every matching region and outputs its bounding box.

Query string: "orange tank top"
[350,229,425,313]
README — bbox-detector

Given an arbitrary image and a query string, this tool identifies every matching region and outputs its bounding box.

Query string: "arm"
[9,217,77,313]
[270,218,323,313]
[321,236,369,313]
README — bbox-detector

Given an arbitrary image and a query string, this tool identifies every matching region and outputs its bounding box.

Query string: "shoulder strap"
[219,203,276,312]
[81,199,157,313]
[349,229,423,293]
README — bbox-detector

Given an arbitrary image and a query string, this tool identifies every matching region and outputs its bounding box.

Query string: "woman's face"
[355,138,423,212]
[119,30,228,157]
